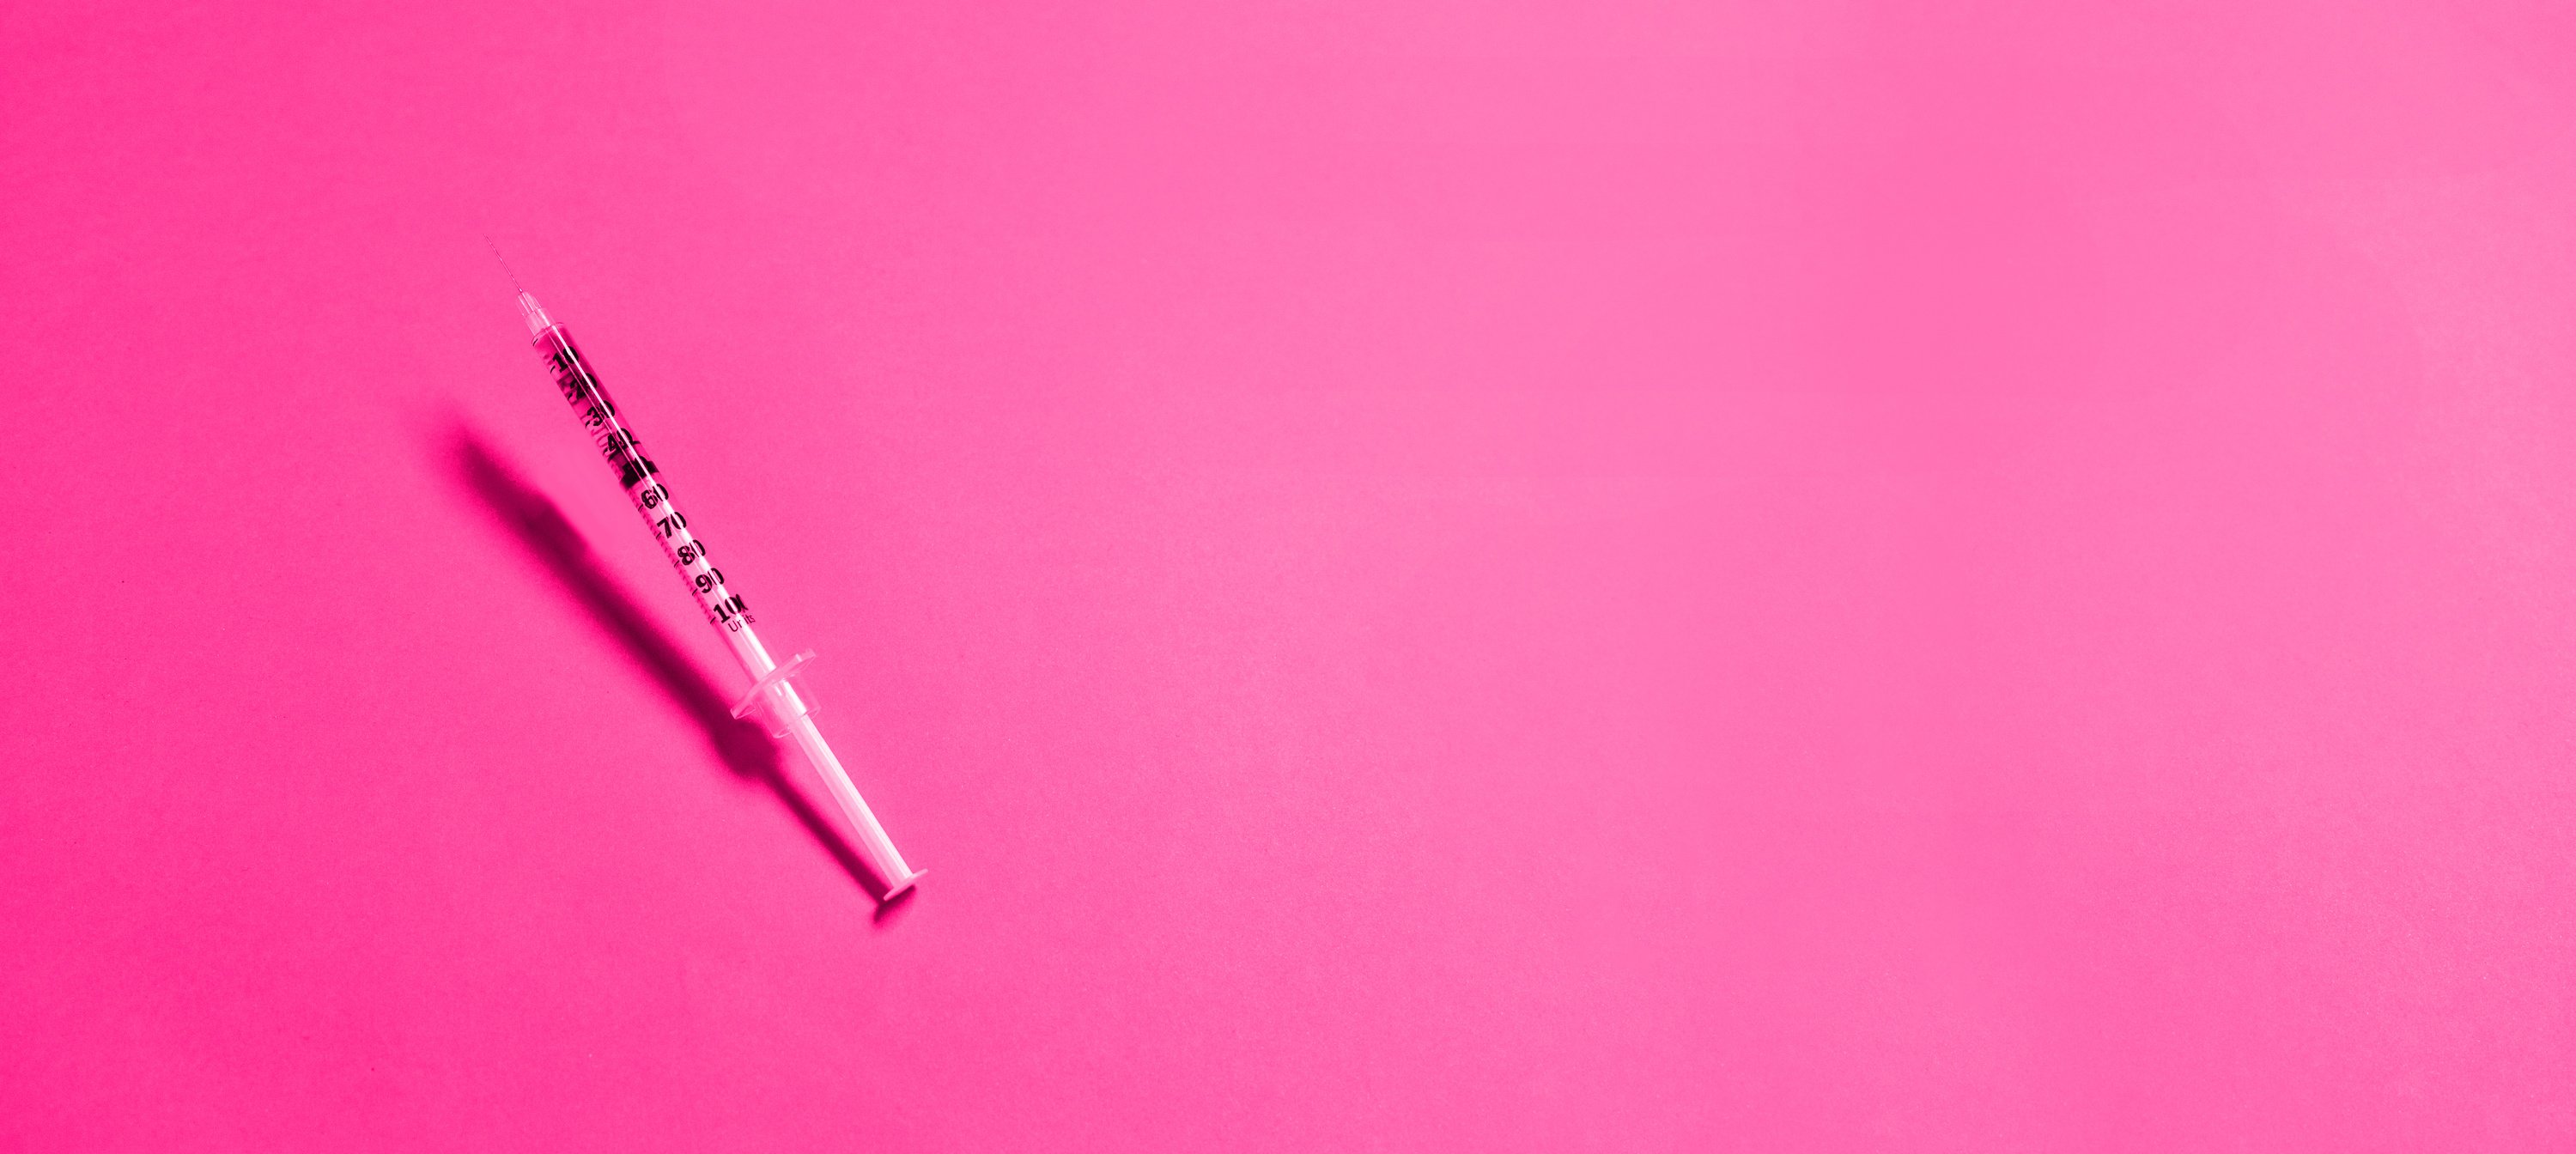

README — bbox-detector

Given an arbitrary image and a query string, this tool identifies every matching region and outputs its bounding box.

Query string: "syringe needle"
[483,234,523,293]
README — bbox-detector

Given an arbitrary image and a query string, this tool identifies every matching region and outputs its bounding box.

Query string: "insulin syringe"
[515,289,923,901]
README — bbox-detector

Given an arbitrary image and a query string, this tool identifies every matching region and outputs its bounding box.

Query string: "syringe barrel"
[526,318,776,681]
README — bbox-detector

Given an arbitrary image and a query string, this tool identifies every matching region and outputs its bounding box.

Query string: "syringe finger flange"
[730,649,819,737]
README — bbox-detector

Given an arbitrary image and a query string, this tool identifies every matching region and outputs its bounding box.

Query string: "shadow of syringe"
[447,426,915,921]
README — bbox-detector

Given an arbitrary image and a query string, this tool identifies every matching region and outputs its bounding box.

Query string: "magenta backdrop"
[9,1,2576,1149]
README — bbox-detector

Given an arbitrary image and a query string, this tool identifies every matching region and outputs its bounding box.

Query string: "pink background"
[9,1,2576,1148]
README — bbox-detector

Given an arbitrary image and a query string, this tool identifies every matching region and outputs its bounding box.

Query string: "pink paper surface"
[9,1,2576,1148]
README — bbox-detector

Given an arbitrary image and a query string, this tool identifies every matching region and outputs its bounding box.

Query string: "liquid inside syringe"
[531,313,750,638]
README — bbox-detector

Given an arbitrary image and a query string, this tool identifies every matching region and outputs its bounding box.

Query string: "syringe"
[515,289,923,902]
